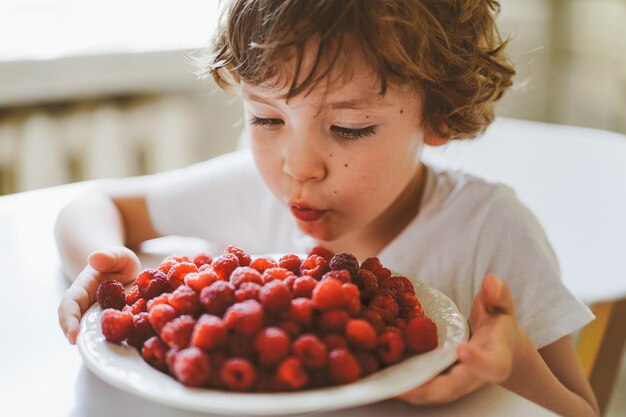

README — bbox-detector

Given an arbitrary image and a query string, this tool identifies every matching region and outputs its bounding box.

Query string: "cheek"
[250,134,282,190]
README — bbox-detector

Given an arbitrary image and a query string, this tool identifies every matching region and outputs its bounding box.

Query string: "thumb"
[87,247,139,276]
[481,275,515,317]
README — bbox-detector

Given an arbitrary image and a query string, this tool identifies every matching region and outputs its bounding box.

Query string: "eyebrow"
[243,91,387,111]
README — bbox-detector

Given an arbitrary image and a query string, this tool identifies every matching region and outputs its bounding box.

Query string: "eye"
[331,125,377,140]
[249,116,284,128]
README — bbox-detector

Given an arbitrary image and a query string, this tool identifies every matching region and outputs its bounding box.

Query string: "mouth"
[290,203,327,222]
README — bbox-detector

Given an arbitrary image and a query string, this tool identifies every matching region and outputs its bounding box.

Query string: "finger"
[88,247,139,282]
[58,291,86,344]
[481,275,515,317]
[457,338,512,383]
[398,363,485,404]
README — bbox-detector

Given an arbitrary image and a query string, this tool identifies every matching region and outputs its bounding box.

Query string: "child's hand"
[57,247,141,344]
[398,275,519,405]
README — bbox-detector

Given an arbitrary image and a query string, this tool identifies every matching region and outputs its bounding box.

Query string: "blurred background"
[0,0,624,197]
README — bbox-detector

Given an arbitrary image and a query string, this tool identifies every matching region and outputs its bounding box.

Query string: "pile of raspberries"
[97,245,438,392]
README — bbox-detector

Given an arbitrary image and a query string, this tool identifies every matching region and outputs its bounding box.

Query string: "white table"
[0,181,558,417]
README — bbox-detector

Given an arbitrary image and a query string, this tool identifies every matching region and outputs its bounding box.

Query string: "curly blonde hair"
[201,0,515,140]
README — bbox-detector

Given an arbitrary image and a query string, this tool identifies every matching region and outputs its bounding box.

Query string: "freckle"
[366,116,369,118]
[333,190,338,194]
[344,164,348,168]
[400,109,404,114]
[329,153,333,157]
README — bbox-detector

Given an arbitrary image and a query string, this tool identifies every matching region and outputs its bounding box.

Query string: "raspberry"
[329,253,359,280]
[398,292,424,319]
[283,275,297,291]
[275,357,308,390]
[345,319,377,350]
[148,303,177,334]
[96,280,126,310]
[141,336,169,372]
[323,334,348,350]
[292,276,318,298]
[126,298,147,315]
[292,334,328,369]
[299,254,329,279]
[355,351,381,376]
[322,269,351,284]
[101,309,133,343]
[167,261,198,290]
[146,292,171,311]
[191,314,227,351]
[171,347,211,387]
[259,280,292,315]
[249,257,278,274]
[254,327,291,367]
[166,346,181,374]
[136,268,169,300]
[199,281,236,315]
[404,316,438,353]
[278,254,302,275]
[192,253,213,268]
[169,285,202,316]
[221,358,257,391]
[125,285,142,306]
[235,282,262,302]
[311,277,346,311]
[308,246,334,263]
[261,267,296,284]
[394,318,407,330]
[360,309,385,332]
[229,266,263,288]
[396,275,416,294]
[377,329,406,364]
[342,283,362,316]
[211,253,240,281]
[127,311,156,349]
[224,300,264,336]
[289,298,313,329]
[328,348,361,384]
[378,275,407,296]
[209,352,227,388]
[225,245,252,266]
[317,309,350,333]
[369,293,399,323]
[184,269,219,294]
[160,315,196,349]
[360,257,391,279]
[353,269,379,301]
[276,320,302,338]
[157,255,190,275]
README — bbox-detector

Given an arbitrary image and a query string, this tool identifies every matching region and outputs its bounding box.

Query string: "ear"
[424,129,449,147]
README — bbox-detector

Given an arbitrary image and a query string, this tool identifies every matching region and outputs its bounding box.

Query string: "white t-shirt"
[146,149,594,349]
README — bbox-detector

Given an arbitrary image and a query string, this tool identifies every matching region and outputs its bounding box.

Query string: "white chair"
[422,117,626,416]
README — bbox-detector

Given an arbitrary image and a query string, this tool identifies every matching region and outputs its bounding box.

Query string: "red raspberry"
[360,308,385,332]
[146,292,171,311]
[224,300,264,336]
[171,347,211,387]
[254,327,291,367]
[360,257,391,279]
[328,348,361,384]
[292,276,318,298]
[289,298,313,329]
[377,329,406,364]
[160,315,196,349]
[322,269,351,284]
[211,253,240,281]
[398,292,424,319]
[126,298,147,315]
[308,246,334,263]
[317,309,350,333]
[192,253,213,268]
[299,254,329,279]
[323,334,348,350]
[209,352,227,388]
[199,281,236,315]
[235,281,262,302]
[369,293,399,323]
[278,254,302,275]
[261,267,296,284]
[342,282,361,300]
[141,336,169,372]
[157,255,190,275]
[276,320,302,338]
[229,266,263,288]
[329,253,359,280]
[101,309,133,343]
[169,285,202,316]
[404,316,438,353]
[127,312,156,349]
[136,268,169,300]
[184,269,220,294]
[221,358,257,391]
[312,277,346,311]
[190,314,227,351]
[125,285,142,306]
[259,280,292,315]
[396,275,416,294]
[225,245,252,266]
[148,303,177,334]
[96,280,126,310]
[345,319,377,350]
[249,257,278,274]
[353,269,379,301]
[283,275,297,291]
[342,283,362,316]
[167,261,198,290]
[166,346,181,374]
[378,275,407,296]
[292,334,328,369]
[275,357,308,390]
[355,351,381,376]
[394,318,407,330]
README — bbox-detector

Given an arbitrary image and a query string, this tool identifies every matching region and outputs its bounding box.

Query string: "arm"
[399,276,600,417]
[55,179,160,343]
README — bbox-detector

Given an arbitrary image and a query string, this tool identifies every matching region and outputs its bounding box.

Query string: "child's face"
[242,45,438,251]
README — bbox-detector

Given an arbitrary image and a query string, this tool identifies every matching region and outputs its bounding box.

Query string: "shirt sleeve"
[472,185,594,349]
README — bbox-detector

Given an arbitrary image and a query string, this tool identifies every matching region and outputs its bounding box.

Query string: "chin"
[297,220,340,243]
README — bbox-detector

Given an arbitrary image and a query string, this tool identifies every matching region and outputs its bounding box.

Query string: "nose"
[282,132,327,182]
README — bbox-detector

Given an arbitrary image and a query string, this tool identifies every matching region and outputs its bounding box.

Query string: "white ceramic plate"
[78,279,468,416]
